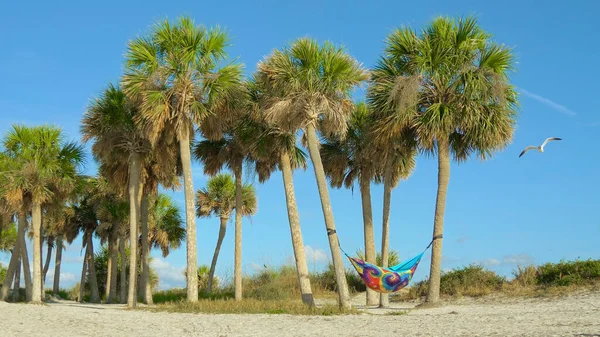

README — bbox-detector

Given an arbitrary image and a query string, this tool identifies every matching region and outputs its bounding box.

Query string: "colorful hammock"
[331,230,440,294]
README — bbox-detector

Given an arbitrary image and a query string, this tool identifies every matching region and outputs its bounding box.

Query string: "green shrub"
[536,259,600,286]
[408,264,506,298]
[0,264,6,284]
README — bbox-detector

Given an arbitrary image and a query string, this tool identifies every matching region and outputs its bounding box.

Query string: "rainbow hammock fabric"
[345,252,425,293]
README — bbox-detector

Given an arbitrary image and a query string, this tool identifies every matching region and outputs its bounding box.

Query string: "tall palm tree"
[195,173,256,294]
[254,38,368,309]
[373,130,417,307]
[122,16,243,302]
[320,102,382,306]
[96,191,128,303]
[249,123,316,306]
[0,125,84,303]
[371,16,518,304]
[193,114,257,301]
[65,181,102,303]
[81,84,152,307]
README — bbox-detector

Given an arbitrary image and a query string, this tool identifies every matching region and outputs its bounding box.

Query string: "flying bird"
[519,137,562,158]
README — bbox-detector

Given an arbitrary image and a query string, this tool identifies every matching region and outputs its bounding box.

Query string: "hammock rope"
[327,229,441,293]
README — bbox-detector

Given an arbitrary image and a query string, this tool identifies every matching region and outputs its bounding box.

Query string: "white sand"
[1,292,599,337]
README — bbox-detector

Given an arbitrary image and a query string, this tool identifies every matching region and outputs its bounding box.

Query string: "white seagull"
[519,137,562,158]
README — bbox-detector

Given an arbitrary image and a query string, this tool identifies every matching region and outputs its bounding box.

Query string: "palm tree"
[241,102,316,306]
[122,16,243,302]
[193,115,257,301]
[320,102,382,306]
[81,84,152,307]
[195,173,256,294]
[65,181,102,303]
[371,16,518,304]
[254,38,368,309]
[0,125,84,303]
[148,194,185,257]
[96,191,129,303]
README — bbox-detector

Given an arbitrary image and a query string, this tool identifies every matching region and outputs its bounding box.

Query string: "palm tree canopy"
[0,124,85,207]
[0,221,17,253]
[148,194,185,257]
[195,173,257,219]
[320,102,383,189]
[81,83,150,159]
[121,16,244,143]
[254,37,368,138]
[369,16,518,161]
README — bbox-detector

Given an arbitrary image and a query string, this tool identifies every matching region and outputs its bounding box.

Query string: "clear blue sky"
[1,0,598,290]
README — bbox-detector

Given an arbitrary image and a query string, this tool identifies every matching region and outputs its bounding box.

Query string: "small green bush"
[408,264,506,298]
[536,259,600,286]
[0,264,6,284]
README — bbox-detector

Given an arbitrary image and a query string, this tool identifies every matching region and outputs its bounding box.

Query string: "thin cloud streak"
[519,88,576,116]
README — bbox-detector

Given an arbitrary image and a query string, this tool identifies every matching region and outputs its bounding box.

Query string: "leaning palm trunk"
[305,124,351,310]
[280,151,314,306]
[179,127,198,303]
[86,234,100,303]
[119,236,127,304]
[53,237,63,295]
[233,164,243,301]
[0,211,25,301]
[78,249,87,302]
[359,173,378,306]
[426,139,450,304]
[379,158,393,308]
[43,238,53,284]
[127,153,142,308]
[207,216,227,294]
[31,202,43,303]
[106,223,119,303]
[140,194,153,304]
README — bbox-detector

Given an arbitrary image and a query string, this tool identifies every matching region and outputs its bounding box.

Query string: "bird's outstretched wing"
[541,137,562,148]
[519,146,538,158]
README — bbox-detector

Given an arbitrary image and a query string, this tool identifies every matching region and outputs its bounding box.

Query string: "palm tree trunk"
[43,238,53,284]
[207,216,227,294]
[119,236,127,304]
[19,213,32,302]
[106,239,112,301]
[178,126,198,303]
[1,212,24,301]
[234,163,243,302]
[31,202,43,303]
[78,249,87,303]
[305,123,351,310]
[426,138,450,304]
[53,237,63,295]
[106,223,119,303]
[86,234,100,303]
[280,151,314,307]
[140,194,153,305]
[379,158,393,308]
[360,173,378,306]
[13,256,21,301]
[127,152,142,308]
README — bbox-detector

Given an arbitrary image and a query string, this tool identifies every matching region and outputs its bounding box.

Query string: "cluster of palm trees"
[0,124,185,304]
[0,14,518,310]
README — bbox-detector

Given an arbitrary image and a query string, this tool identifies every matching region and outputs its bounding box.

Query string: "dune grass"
[399,259,600,301]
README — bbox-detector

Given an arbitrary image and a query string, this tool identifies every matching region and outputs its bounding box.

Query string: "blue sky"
[1,0,599,290]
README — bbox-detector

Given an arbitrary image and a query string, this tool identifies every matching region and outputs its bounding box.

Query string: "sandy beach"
[1,291,599,337]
